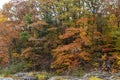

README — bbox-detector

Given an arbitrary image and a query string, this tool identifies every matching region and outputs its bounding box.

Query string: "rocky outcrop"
[12,71,120,80]
[48,71,120,80]
[48,76,82,80]
[0,78,13,80]
[14,72,37,80]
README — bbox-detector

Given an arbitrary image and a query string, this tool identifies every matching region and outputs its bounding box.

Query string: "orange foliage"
[52,26,91,72]
[78,51,91,61]
[0,53,9,66]
[51,53,80,72]
[54,43,81,52]
[59,27,80,39]
[76,17,88,25]
[0,13,19,66]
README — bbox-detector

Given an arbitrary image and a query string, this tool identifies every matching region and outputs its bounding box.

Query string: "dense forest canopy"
[0,0,120,74]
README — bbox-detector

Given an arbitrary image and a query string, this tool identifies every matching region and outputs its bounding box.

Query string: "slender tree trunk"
[8,47,13,65]
[117,21,119,28]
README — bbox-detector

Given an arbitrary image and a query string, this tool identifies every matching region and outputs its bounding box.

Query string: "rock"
[48,76,82,80]
[0,78,14,80]
[13,71,120,80]
[14,72,38,80]
[14,72,29,77]
[109,73,120,80]
[83,71,111,78]
[82,71,120,80]
[46,71,120,80]
[82,71,111,80]
[21,76,37,80]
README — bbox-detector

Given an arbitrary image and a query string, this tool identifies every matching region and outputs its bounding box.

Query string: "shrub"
[0,62,29,76]
[36,71,49,80]
[70,67,85,77]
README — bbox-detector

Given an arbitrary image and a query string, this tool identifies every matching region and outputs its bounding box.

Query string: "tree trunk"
[8,47,13,65]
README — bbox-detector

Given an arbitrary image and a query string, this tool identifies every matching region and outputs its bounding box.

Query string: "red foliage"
[102,48,112,53]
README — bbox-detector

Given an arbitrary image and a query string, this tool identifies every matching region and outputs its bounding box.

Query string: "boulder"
[82,71,112,80]
[21,76,37,80]
[14,72,29,77]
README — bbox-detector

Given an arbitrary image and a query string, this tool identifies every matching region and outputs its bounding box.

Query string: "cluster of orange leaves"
[52,27,91,72]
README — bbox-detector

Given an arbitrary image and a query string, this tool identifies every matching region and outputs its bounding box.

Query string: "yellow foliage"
[108,14,117,23]
[101,54,107,60]
[12,53,20,58]
[116,56,120,65]
[0,13,7,23]
[88,76,102,80]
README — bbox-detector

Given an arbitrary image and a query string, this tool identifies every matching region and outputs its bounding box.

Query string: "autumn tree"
[0,0,120,73]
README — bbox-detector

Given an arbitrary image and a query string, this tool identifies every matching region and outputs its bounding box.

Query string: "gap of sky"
[0,0,10,9]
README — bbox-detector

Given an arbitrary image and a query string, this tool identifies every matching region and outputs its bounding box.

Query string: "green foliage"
[110,28,120,51]
[24,14,32,24]
[0,62,28,76]
[20,31,30,41]
[70,67,85,77]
